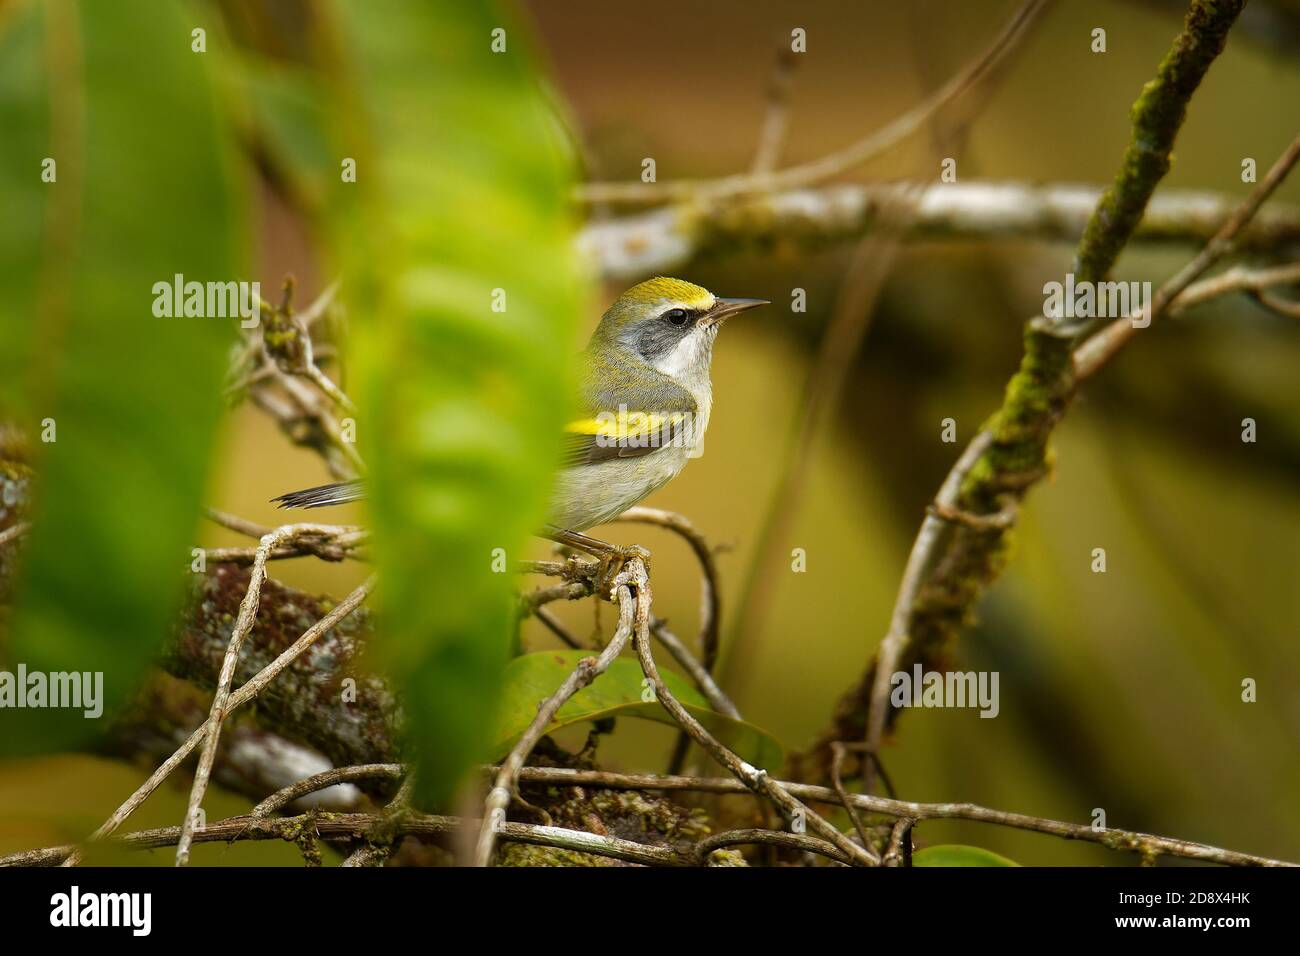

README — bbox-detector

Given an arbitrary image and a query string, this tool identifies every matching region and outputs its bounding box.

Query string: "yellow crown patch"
[618,277,715,311]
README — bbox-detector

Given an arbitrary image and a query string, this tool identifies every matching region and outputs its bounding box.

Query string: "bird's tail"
[273,479,366,509]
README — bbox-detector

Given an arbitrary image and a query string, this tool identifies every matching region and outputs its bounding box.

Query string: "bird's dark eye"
[664,308,690,326]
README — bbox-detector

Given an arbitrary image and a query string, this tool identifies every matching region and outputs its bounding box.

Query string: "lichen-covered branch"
[165,565,400,769]
[578,181,1300,281]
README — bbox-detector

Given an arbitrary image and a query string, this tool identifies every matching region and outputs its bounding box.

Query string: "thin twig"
[298,280,340,328]
[532,605,588,649]
[0,521,30,547]
[1176,259,1300,312]
[696,828,849,866]
[250,764,404,819]
[474,559,646,866]
[304,363,357,414]
[339,766,410,867]
[62,576,375,866]
[520,579,594,613]
[280,372,365,473]
[615,507,721,670]
[632,596,877,866]
[506,767,1297,867]
[615,507,728,774]
[749,44,798,175]
[830,742,876,860]
[198,517,367,565]
[201,540,367,565]
[1074,134,1300,377]
[255,281,355,412]
[340,844,393,867]
[20,787,1282,867]
[175,523,349,865]
[575,0,1048,205]
[205,508,272,538]
[8,811,690,868]
[650,616,739,718]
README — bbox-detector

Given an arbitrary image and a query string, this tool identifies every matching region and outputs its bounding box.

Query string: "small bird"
[274,277,767,555]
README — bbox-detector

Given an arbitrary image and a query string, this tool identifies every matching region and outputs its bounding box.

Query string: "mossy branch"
[1074,0,1246,285]
[801,0,1250,781]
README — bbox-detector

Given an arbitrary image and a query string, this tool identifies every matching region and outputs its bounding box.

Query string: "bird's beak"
[706,297,770,325]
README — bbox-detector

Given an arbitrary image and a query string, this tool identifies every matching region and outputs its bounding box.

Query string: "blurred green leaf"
[0,0,244,750]
[321,0,586,803]
[234,53,333,213]
[0,1,48,419]
[913,844,1020,867]
[494,650,784,769]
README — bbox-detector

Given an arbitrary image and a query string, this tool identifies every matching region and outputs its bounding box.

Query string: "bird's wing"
[559,360,698,468]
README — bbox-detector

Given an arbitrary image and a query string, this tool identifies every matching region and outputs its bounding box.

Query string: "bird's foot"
[543,526,650,599]
[594,543,651,598]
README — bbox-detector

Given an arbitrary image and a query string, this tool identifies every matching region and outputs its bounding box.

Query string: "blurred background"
[2,0,1298,865]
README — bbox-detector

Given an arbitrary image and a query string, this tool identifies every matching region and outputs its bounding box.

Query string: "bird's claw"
[597,543,651,598]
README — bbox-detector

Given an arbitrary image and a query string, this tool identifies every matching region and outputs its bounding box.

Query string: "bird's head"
[590,277,768,379]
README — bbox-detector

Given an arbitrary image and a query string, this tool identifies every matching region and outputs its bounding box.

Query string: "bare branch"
[631,589,877,866]
[508,768,1297,867]
[5,811,690,869]
[1074,134,1300,378]
[615,507,722,671]
[474,559,646,866]
[578,181,1300,282]
[249,764,404,819]
[882,818,915,867]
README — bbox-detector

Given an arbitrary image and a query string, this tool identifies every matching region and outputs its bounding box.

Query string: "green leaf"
[0,2,48,419]
[913,844,1021,867]
[234,53,334,213]
[320,1,586,804]
[493,650,785,770]
[0,0,244,751]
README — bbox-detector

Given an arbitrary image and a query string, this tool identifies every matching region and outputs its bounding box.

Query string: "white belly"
[547,444,693,531]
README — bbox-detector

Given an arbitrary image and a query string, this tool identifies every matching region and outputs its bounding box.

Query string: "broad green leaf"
[320,1,586,804]
[913,844,1020,867]
[493,650,785,770]
[0,0,244,750]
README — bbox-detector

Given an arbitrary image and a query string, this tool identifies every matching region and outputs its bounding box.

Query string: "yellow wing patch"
[566,410,693,443]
